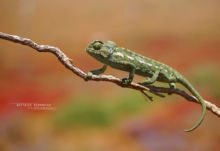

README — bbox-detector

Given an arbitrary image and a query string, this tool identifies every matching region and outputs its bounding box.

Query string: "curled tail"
[178,77,206,132]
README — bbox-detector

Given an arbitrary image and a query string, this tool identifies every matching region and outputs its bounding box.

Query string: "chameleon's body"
[86,40,206,132]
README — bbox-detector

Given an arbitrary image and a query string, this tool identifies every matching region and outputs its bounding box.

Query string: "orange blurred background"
[0,0,220,150]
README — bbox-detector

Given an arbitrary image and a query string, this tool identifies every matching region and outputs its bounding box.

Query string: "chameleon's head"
[86,40,117,63]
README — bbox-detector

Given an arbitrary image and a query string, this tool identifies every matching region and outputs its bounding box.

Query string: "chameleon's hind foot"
[169,83,176,89]
[168,83,176,95]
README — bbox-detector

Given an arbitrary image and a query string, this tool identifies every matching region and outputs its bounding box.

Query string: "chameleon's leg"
[162,72,177,95]
[163,72,177,83]
[141,70,160,85]
[121,64,136,86]
[88,65,107,76]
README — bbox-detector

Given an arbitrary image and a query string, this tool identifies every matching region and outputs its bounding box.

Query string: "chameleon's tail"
[178,77,206,132]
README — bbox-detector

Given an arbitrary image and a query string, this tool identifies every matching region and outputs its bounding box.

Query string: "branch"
[0,32,220,117]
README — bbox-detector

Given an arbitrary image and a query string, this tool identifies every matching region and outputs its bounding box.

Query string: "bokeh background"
[0,0,220,151]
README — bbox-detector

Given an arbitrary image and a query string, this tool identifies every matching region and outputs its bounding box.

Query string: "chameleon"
[86,40,206,132]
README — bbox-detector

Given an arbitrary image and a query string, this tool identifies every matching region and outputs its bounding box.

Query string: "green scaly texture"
[86,40,206,132]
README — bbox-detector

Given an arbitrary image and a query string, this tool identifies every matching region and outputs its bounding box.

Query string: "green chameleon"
[86,40,206,132]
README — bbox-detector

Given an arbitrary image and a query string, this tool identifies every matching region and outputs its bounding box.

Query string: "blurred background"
[0,0,220,150]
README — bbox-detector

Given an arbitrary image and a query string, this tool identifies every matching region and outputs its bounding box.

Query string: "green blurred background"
[0,0,220,151]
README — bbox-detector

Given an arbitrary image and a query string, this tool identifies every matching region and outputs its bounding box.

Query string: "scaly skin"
[86,40,206,132]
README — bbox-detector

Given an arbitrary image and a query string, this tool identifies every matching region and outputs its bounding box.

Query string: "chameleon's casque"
[86,40,117,63]
[86,40,206,132]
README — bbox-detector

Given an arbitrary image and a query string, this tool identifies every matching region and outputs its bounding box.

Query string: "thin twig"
[0,32,220,117]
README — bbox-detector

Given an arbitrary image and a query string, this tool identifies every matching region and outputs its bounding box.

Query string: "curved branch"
[0,32,220,117]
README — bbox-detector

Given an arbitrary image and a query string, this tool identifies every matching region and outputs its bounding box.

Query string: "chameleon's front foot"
[87,72,93,77]
[85,72,94,81]
[87,65,107,78]
[121,78,132,87]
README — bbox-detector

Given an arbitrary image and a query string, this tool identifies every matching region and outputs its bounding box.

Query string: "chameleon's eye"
[93,41,102,50]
